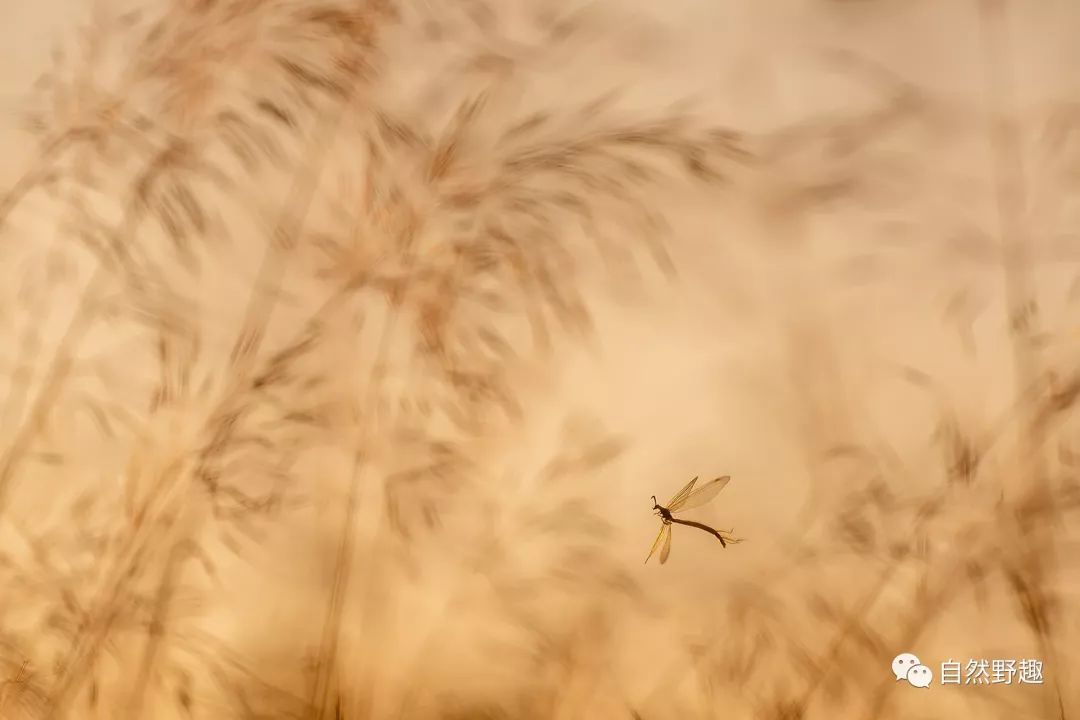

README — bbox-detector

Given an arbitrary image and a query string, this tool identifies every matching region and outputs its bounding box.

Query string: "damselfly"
[646,475,741,564]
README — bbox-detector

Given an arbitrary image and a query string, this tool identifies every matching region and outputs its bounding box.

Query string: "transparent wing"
[659,523,672,564]
[665,476,699,508]
[669,475,730,513]
[645,523,667,564]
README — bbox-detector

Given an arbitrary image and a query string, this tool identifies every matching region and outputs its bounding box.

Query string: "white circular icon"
[892,652,921,681]
[907,664,933,688]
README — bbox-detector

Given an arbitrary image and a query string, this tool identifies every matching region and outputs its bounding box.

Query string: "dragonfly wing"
[645,523,667,564]
[665,476,698,509]
[669,475,730,513]
[659,523,672,564]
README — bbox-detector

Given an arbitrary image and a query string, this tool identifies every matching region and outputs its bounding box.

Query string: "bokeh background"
[1,1,1078,718]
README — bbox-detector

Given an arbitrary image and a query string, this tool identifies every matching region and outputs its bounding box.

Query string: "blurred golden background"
[0,1,1077,718]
